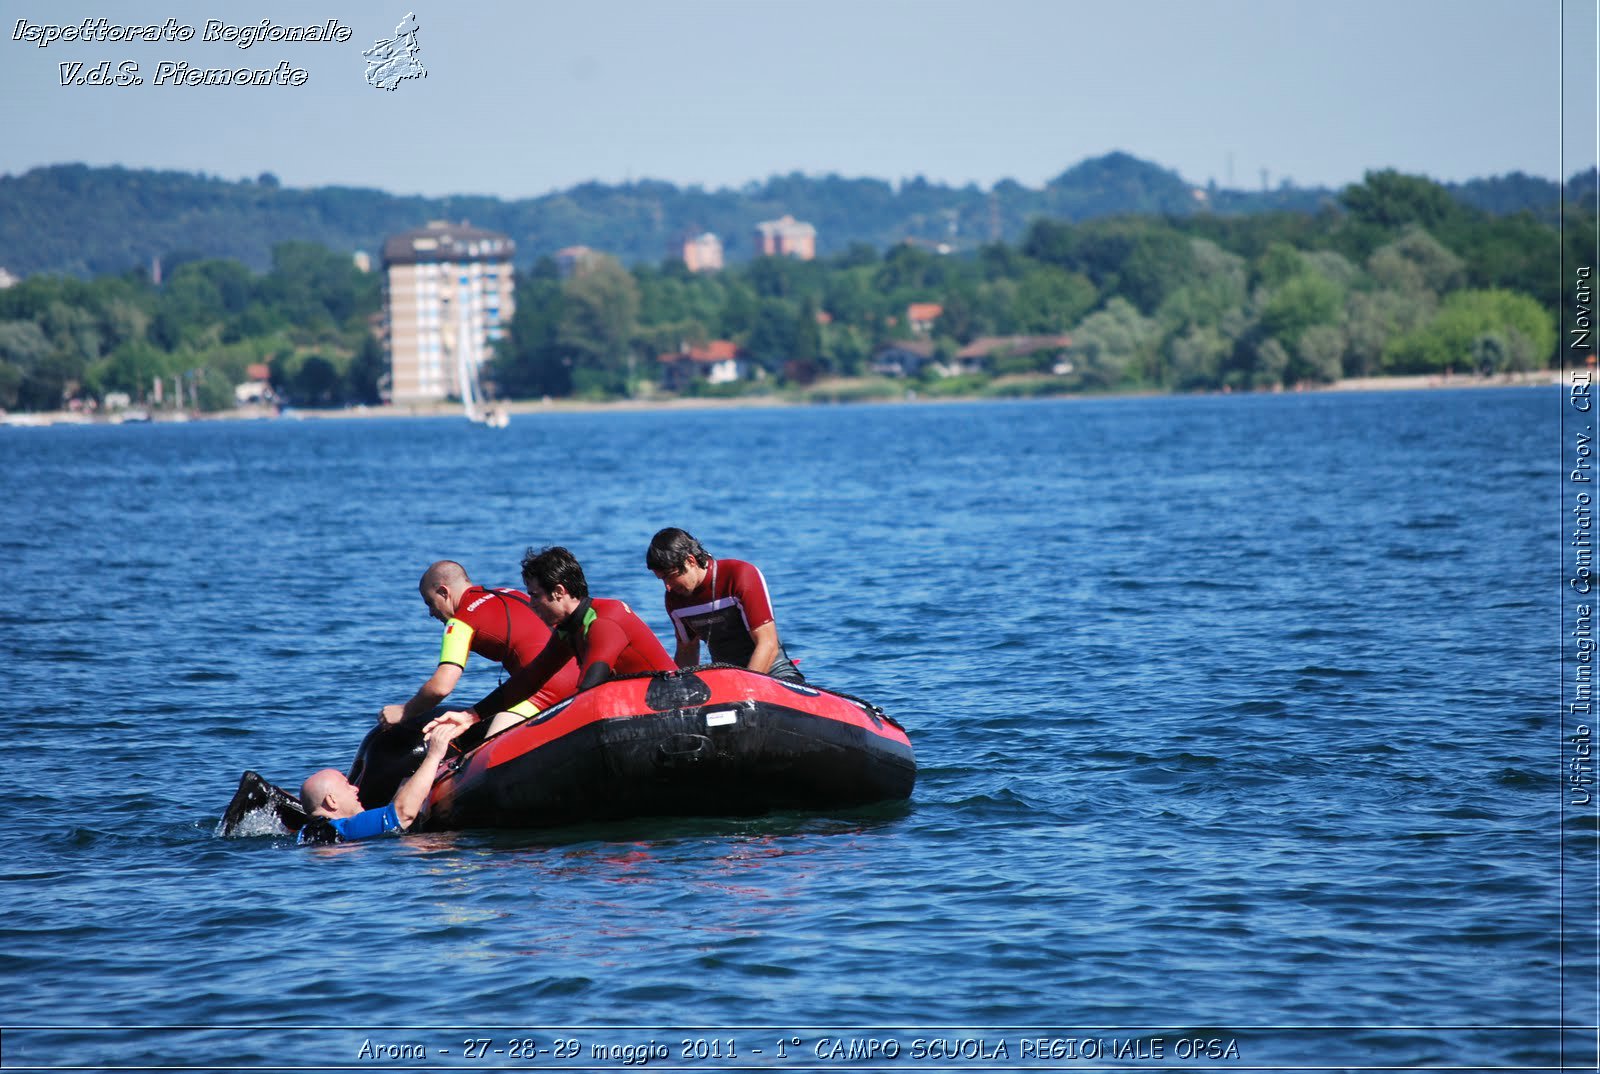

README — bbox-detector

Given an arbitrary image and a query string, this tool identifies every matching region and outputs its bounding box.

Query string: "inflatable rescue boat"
[220,666,915,838]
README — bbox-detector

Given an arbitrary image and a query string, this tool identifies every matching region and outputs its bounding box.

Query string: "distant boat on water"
[452,295,508,428]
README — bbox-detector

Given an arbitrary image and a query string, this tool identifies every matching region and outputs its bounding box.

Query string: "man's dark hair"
[521,545,588,600]
[646,528,711,573]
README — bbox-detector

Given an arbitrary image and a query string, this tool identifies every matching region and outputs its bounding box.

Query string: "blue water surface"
[0,387,1579,1071]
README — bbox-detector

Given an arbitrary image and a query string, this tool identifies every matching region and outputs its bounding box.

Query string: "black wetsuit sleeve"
[577,660,614,691]
[475,635,571,715]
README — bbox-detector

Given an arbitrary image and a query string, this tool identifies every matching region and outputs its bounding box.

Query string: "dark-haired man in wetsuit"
[424,546,675,739]
[378,561,580,734]
[298,720,466,844]
[646,528,803,681]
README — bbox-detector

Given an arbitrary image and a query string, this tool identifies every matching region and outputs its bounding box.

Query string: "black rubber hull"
[421,697,916,831]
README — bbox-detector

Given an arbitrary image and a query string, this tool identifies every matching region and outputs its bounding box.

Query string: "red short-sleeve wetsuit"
[441,586,580,712]
[473,597,674,715]
[663,558,801,680]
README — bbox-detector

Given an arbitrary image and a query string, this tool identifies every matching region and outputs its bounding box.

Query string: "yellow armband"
[438,618,475,667]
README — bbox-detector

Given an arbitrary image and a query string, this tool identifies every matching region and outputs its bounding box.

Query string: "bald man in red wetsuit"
[378,560,580,731]
[426,546,675,739]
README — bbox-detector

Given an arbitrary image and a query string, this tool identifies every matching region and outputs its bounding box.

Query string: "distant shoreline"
[1,371,1558,427]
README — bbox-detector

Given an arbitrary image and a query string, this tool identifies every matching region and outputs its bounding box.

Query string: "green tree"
[42,301,103,366]
[1114,227,1195,313]
[1344,289,1432,377]
[1341,170,1465,231]
[1012,266,1097,333]
[1250,337,1290,388]
[1301,250,1360,288]
[1259,272,1343,348]
[91,339,171,399]
[0,320,52,371]
[263,241,376,333]
[1384,288,1555,373]
[749,255,815,300]
[822,269,879,330]
[746,299,797,372]
[1291,324,1346,383]
[825,325,870,376]
[832,243,879,270]
[1021,220,1077,268]
[345,333,386,404]
[191,367,239,412]
[1166,325,1232,390]
[1366,227,1465,294]
[793,297,822,365]
[1028,219,1193,313]
[16,350,81,410]
[0,362,21,410]
[1066,298,1156,388]
[1252,242,1304,289]
[558,256,639,396]
[977,278,1021,336]
[873,243,948,295]
[494,275,569,398]
[99,298,151,353]
[979,240,1028,281]
[291,354,341,406]
[719,279,758,339]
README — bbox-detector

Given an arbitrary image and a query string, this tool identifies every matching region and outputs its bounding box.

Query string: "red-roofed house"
[953,334,1074,375]
[657,340,755,391]
[234,362,277,406]
[906,302,943,336]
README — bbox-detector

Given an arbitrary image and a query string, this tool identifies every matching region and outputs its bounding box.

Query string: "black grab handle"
[654,733,715,768]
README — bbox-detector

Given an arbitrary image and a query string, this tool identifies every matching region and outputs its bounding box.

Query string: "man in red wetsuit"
[425,546,675,738]
[378,560,579,734]
[646,528,803,681]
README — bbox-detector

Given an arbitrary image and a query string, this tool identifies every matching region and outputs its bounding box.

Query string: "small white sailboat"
[450,285,509,429]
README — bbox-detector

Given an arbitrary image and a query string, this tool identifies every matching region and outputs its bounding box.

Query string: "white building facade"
[382,221,515,405]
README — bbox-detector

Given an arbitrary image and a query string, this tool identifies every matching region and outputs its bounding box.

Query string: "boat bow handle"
[654,733,715,768]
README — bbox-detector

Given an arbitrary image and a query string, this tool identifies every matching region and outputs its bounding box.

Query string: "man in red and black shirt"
[646,528,803,681]
[378,560,579,731]
[425,547,675,738]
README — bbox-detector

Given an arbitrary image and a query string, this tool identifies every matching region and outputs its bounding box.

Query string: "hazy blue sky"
[1,0,1595,198]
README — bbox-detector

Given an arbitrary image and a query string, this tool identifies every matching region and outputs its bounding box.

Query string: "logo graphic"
[363,12,425,91]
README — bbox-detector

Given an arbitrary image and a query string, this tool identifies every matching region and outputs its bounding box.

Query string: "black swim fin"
[219,770,307,837]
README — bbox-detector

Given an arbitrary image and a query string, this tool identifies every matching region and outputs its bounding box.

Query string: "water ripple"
[1,389,1561,1066]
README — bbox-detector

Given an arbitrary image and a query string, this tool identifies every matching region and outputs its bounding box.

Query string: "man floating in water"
[297,720,466,844]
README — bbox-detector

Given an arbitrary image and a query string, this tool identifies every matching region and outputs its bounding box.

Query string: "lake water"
[1,387,1586,1071]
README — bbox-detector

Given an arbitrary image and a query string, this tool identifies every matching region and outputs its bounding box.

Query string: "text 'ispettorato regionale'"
[13,18,354,88]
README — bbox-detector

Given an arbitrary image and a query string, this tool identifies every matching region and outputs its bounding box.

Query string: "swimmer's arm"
[392,722,466,828]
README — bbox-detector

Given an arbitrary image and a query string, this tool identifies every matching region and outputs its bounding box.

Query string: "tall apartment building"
[382,221,515,405]
[752,215,816,260]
